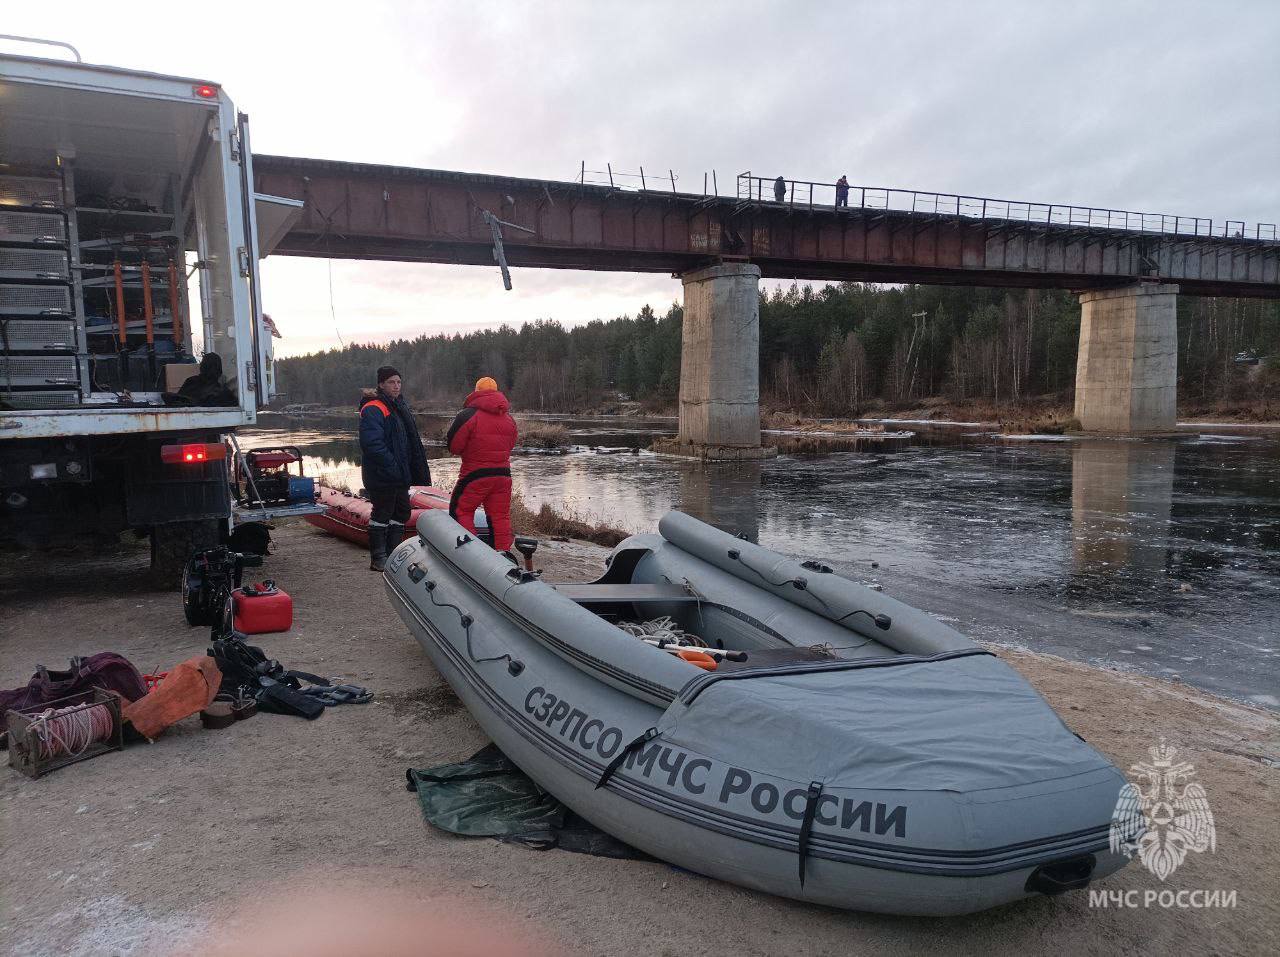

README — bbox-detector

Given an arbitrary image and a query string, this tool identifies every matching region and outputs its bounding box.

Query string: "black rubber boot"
[369,524,389,572]
[387,521,405,551]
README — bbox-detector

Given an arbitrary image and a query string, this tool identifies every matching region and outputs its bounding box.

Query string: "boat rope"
[726,550,891,632]
[797,780,825,887]
[807,639,876,657]
[726,548,802,589]
[728,549,837,613]
[680,577,708,629]
[659,575,709,630]
[594,727,659,790]
[616,616,706,647]
[24,703,115,760]
[832,608,892,630]
[425,580,521,671]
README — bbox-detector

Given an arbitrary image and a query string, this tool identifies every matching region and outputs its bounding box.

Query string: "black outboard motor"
[182,546,262,636]
[514,536,539,572]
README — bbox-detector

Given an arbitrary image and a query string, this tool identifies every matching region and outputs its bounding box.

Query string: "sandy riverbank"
[1,525,1276,956]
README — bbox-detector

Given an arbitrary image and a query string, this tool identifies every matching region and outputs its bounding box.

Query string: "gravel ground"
[1,523,1276,956]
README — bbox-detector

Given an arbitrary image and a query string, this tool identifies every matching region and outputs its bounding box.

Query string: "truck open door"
[254,193,305,259]
[235,112,304,406]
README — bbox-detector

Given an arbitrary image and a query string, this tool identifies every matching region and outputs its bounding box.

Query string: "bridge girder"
[253,155,1280,299]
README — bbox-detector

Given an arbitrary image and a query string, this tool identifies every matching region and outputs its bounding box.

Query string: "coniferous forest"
[275,284,1280,415]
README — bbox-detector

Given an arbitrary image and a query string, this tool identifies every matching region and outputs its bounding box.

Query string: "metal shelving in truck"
[0,39,312,583]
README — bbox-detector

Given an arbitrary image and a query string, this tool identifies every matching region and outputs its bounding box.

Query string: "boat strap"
[797,780,824,887]
[678,647,996,706]
[594,727,659,790]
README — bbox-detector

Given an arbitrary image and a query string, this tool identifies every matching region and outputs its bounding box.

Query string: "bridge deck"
[254,155,1280,298]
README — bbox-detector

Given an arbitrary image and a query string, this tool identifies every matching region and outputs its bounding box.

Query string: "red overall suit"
[445,388,518,551]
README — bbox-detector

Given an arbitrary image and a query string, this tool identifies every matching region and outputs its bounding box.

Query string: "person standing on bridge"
[773,175,787,203]
[446,376,518,556]
[835,175,849,208]
[359,366,431,572]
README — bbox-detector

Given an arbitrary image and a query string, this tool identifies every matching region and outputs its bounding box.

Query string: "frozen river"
[247,414,1280,709]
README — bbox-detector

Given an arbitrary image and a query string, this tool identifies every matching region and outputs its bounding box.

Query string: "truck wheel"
[150,519,221,590]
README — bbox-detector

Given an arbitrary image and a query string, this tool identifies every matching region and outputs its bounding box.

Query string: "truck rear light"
[161,443,226,464]
[193,84,218,99]
[30,463,57,480]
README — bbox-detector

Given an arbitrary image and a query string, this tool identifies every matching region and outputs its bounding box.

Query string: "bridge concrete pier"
[653,263,776,461]
[1074,283,1180,434]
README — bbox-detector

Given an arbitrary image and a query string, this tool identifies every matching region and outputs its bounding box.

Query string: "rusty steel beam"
[253,155,1280,298]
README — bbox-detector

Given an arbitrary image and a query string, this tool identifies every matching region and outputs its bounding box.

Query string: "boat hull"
[383,516,1129,916]
[306,485,449,547]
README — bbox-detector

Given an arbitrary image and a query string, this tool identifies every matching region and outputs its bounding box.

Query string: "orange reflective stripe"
[364,400,390,417]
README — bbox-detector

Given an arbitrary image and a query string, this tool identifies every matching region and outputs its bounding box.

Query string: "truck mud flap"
[125,437,230,525]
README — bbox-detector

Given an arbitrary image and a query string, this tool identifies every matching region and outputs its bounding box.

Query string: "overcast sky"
[6,1,1278,356]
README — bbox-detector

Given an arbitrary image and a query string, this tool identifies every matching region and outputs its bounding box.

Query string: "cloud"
[6,0,1276,357]
[261,259,680,356]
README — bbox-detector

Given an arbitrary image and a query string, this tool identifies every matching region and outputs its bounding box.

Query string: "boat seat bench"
[550,583,696,604]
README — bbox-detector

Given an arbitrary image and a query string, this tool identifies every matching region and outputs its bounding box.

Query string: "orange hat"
[475,376,498,392]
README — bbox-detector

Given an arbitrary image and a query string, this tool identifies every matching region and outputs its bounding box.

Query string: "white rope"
[26,703,114,760]
[617,616,706,647]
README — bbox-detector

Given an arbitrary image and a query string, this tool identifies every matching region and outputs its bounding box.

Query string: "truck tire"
[150,519,221,590]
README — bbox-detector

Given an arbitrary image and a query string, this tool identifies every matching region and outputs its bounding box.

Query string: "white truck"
[0,40,305,583]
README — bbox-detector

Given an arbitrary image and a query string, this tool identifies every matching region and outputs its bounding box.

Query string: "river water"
[247,414,1280,709]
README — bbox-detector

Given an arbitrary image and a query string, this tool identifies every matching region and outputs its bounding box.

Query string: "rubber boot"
[368,524,389,572]
[387,521,405,550]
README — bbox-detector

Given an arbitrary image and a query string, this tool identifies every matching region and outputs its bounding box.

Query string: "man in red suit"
[445,376,518,553]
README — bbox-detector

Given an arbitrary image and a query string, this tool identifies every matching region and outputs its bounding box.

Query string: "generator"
[234,447,314,507]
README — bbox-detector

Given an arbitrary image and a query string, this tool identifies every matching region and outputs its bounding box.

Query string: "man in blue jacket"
[359,366,430,571]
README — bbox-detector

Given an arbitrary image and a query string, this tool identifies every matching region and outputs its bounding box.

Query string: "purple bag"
[0,653,148,733]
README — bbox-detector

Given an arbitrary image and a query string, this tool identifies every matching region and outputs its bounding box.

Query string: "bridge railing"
[578,162,738,198]
[736,172,1278,242]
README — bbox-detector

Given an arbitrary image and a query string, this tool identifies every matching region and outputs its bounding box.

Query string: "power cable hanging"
[327,257,344,348]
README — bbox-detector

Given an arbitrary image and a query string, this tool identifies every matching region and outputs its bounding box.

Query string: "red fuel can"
[232,581,293,635]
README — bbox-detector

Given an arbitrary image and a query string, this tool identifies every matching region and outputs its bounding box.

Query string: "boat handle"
[1025,855,1096,895]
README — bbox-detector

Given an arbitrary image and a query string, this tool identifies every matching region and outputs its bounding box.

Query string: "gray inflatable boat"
[385,510,1129,915]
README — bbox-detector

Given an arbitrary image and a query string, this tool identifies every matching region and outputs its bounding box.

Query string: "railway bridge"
[254,155,1280,455]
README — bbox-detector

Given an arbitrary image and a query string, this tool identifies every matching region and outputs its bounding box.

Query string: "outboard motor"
[182,546,262,637]
[514,536,539,572]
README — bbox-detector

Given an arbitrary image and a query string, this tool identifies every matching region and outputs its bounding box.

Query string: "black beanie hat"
[376,365,401,384]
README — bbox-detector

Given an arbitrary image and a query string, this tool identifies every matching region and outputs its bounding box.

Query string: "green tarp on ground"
[406,744,651,860]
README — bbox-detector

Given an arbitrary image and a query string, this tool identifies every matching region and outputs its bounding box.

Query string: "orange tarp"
[122,656,222,740]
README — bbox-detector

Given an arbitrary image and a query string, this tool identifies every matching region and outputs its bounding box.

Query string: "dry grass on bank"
[510,492,630,547]
[995,412,1081,435]
[515,421,570,449]
[1180,398,1280,423]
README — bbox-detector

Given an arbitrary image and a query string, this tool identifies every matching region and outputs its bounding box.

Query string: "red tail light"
[161,443,226,464]
[193,84,218,99]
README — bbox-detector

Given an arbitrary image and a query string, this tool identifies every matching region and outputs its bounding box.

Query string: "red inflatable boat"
[306,485,451,547]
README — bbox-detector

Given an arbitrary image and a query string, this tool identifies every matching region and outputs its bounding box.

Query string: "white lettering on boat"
[521,685,908,837]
